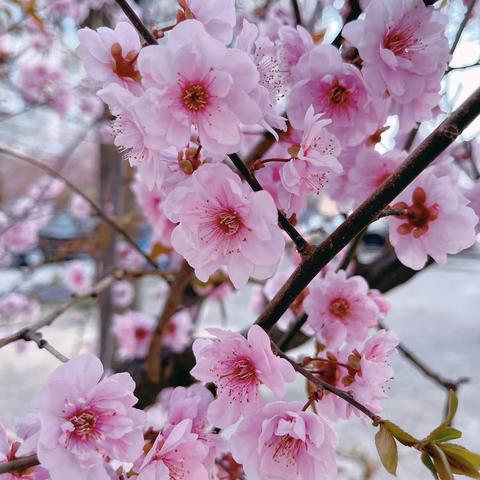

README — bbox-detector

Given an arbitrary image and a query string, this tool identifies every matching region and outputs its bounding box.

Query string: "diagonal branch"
[0,455,39,475]
[273,343,380,422]
[255,85,480,332]
[291,0,303,25]
[449,0,478,56]
[114,0,157,45]
[22,330,70,363]
[146,261,194,382]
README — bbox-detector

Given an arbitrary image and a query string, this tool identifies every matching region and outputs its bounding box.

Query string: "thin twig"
[0,455,39,474]
[274,343,381,422]
[336,228,365,272]
[0,147,157,269]
[278,313,308,350]
[229,153,312,257]
[378,320,469,392]
[255,86,480,332]
[403,0,476,152]
[449,0,478,56]
[22,330,69,363]
[402,123,420,151]
[146,261,194,382]
[114,0,158,45]
[291,0,303,25]
[447,58,480,73]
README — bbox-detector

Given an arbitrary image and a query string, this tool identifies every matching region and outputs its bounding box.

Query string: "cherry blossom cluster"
[76,0,479,290]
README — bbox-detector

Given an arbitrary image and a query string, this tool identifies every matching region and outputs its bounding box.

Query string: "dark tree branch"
[0,455,39,475]
[22,330,70,363]
[355,250,434,293]
[255,85,480,332]
[274,344,380,422]
[114,0,157,45]
[449,0,478,56]
[278,313,308,350]
[332,0,362,47]
[291,0,303,25]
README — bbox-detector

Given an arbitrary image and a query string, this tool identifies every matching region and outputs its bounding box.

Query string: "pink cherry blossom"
[304,269,380,349]
[389,169,478,270]
[132,176,175,247]
[112,280,135,309]
[288,44,384,146]
[259,4,294,41]
[64,260,93,295]
[235,20,287,136]
[113,311,155,360]
[17,64,72,116]
[256,156,307,217]
[28,178,65,201]
[135,419,209,480]
[368,289,391,317]
[164,385,213,433]
[276,25,314,82]
[2,213,45,256]
[35,354,145,480]
[69,194,91,220]
[325,147,358,213]
[342,0,449,129]
[0,293,37,319]
[47,0,98,23]
[466,181,480,233]
[179,0,236,44]
[231,401,337,480]
[0,422,49,480]
[98,83,163,189]
[162,310,193,353]
[162,384,221,470]
[76,22,143,93]
[347,149,405,207]
[164,163,285,289]
[116,241,146,269]
[313,330,399,420]
[280,106,342,197]
[190,325,296,427]
[136,20,263,155]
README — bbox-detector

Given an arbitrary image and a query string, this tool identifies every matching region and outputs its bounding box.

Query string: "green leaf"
[441,445,480,468]
[431,445,454,480]
[422,452,439,479]
[384,421,418,447]
[375,424,398,476]
[428,426,462,444]
[444,390,459,427]
[442,447,480,479]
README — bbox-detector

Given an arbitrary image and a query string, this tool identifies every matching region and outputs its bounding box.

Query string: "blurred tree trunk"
[97,140,122,368]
